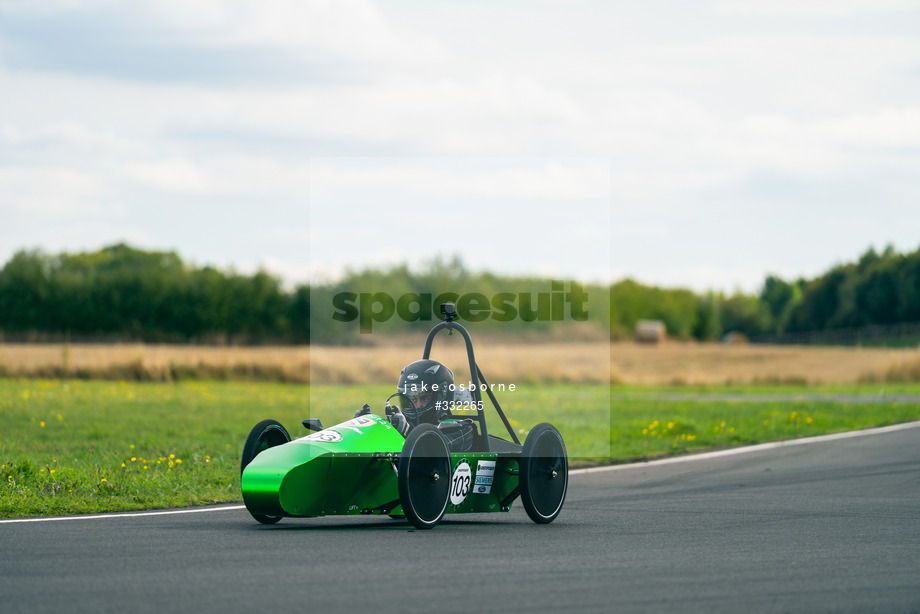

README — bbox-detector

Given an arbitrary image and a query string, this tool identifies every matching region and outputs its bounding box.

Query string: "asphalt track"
[2,425,919,614]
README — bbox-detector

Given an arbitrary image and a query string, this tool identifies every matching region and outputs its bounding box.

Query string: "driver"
[388,359,475,452]
[394,359,454,427]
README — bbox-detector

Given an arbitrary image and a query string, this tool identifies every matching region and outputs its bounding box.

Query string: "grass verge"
[2,379,919,518]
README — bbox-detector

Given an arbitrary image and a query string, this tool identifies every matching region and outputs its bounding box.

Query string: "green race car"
[240,304,568,530]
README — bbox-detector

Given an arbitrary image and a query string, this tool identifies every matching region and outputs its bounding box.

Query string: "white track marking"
[570,421,920,476]
[0,505,245,524]
[4,422,919,523]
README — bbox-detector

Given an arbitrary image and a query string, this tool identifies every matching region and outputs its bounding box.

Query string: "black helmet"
[396,359,453,426]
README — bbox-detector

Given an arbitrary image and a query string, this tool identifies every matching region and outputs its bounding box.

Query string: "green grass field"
[2,378,919,518]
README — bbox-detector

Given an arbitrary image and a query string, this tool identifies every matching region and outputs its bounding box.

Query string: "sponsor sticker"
[347,416,377,427]
[450,462,472,505]
[300,430,344,443]
[474,460,496,494]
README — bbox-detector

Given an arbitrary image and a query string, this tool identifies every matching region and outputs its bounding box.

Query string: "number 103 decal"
[450,461,472,505]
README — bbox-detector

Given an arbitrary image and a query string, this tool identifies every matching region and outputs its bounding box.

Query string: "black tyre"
[397,424,451,530]
[519,423,568,524]
[241,419,291,525]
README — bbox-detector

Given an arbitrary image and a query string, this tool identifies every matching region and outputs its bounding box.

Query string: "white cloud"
[818,107,920,149]
[309,247,417,283]
[310,159,609,202]
[0,122,145,157]
[0,166,109,217]
[114,156,309,197]
[144,0,444,67]
[610,223,670,240]
[1,1,919,290]
[307,158,612,285]
[0,0,118,16]
[117,158,210,193]
[712,0,918,17]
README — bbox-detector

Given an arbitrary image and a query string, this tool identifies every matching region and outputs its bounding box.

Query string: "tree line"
[0,244,309,343]
[0,243,917,344]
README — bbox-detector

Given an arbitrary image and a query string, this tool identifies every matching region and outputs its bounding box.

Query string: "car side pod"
[241,414,407,522]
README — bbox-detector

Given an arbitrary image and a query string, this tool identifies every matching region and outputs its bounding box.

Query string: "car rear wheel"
[241,419,291,524]
[397,424,451,530]
[519,423,568,524]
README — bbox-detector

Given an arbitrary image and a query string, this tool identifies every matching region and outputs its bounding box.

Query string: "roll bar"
[422,319,521,451]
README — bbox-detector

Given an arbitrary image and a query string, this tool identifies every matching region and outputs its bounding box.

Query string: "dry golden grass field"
[1,341,918,385]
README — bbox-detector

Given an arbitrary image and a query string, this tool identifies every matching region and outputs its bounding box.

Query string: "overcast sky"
[1,0,918,292]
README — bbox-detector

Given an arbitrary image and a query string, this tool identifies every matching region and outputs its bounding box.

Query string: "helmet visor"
[398,390,437,424]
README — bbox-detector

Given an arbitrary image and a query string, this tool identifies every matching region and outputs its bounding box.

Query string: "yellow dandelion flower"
[667,422,674,429]
[40,468,45,473]
[175,459,182,464]
[143,465,148,470]
[57,414,63,421]
[642,429,648,435]
[204,456,210,461]
[40,421,46,428]
[805,417,813,424]
[169,454,175,460]
[101,478,107,482]
[129,444,135,449]
[168,461,174,468]
[121,463,126,468]
[50,469,55,474]
[226,444,231,448]
[131,457,137,462]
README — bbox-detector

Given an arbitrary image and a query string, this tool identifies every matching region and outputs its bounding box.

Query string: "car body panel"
[241,413,520,519]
